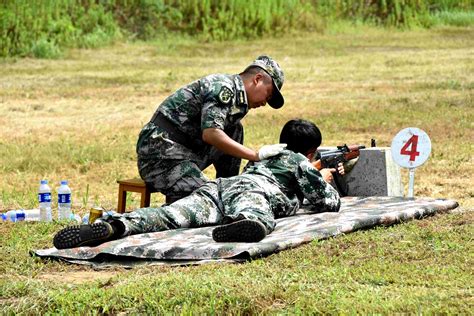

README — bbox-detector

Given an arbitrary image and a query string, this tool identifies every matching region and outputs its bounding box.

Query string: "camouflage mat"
[33,197,458,268]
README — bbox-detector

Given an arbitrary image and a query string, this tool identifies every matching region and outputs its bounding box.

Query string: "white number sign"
[391,127,431,169]
[391,127,431,197]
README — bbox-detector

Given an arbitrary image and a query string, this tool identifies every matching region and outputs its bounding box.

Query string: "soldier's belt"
[151,112,203,151]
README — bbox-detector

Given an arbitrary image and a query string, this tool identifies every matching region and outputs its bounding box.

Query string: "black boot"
[53,222,115,249]
[212,219,267,243]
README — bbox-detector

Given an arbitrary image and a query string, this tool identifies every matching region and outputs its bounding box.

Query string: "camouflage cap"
[245,55,285,109]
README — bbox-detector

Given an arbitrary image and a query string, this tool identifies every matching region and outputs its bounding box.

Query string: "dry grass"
[1,28,472,213]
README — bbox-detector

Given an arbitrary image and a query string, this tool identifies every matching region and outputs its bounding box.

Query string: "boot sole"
[53,222,114,249]
[212,219,267,243]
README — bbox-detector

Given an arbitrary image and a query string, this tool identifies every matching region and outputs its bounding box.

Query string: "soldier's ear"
[305,147,319,161]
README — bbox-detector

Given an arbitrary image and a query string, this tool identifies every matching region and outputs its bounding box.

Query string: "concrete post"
[343,147,403,196]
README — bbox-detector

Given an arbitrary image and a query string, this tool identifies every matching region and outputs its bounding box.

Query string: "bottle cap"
[60,180,68,185]
[40,180,48,184]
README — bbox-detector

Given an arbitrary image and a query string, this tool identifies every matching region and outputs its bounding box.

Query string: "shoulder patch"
[238,90,245,104]
[218,86,234,105]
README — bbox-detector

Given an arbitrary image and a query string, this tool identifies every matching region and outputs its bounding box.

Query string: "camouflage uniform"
[106,150,340,236]
[137,74,248,201]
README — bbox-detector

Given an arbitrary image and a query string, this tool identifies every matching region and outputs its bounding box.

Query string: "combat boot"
[53,222,115,249]
[212,219,267,243]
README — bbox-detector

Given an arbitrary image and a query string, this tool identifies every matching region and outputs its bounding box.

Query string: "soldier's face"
[247,73,274,109]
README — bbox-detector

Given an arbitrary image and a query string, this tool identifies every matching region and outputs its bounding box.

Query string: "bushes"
[1,0,321,58]
[103,0,321,41]
[155,0,322,41]
[1,0,472,58]
[315,0,473,28]
[425,10,474,27]
[30,38,61,59]
[0,1,121,58]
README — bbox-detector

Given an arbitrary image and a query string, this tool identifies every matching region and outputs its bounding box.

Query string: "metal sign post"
[391,127,431,198]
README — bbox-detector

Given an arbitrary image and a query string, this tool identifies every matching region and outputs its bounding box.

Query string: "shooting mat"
[33,196,458,268]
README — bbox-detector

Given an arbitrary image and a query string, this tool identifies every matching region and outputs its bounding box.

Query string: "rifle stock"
[312,160,322,170]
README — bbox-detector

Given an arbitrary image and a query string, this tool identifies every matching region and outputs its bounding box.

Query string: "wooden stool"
[117,178,158,213]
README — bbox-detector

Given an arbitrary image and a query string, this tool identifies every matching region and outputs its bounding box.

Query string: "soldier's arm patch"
[218,86,234,105]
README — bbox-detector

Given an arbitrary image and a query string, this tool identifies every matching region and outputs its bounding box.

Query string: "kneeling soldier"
[137,55,287,203]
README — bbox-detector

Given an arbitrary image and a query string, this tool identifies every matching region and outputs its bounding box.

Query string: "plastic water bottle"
[57,180,72,220]
[24,209,41,221]
[3,210,25,222]
[3,210,18,222]
[40,206,52,222]
[38,180,52,220]
[1,209,42,222]
[38,180,52,207]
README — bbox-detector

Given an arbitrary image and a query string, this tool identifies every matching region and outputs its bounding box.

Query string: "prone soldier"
[53,119,343,248]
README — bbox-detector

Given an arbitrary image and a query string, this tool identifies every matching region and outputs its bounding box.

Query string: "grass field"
[0,24,473,313]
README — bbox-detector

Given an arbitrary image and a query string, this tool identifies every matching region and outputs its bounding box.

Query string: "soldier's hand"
[337,162,345,175]
[320,168,336,183]
[258,143,287,160]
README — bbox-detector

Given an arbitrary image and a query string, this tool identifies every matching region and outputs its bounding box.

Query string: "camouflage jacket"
[137,74,248,157]
[241,150,341,218]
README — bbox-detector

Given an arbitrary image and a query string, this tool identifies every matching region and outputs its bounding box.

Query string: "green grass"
[427,10,474,27]
[0,25,473,313]
[1,212,472,314]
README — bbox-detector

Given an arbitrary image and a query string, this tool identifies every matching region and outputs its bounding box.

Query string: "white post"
[408,168,416,198]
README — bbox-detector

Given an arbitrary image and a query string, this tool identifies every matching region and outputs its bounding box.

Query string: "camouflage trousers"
[105,176,278,237]
[137,123,243,202]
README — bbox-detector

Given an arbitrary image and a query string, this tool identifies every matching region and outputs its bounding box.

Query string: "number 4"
[400,135,420,162]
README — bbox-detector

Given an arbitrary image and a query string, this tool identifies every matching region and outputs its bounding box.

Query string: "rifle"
[312,144,365,196]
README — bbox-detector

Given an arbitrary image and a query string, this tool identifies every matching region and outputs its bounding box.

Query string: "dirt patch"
[39,270,119,285]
